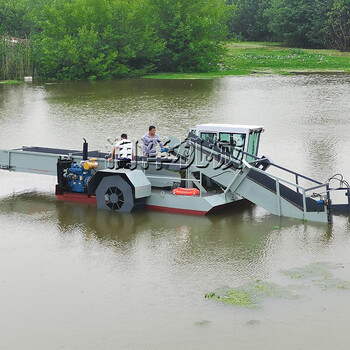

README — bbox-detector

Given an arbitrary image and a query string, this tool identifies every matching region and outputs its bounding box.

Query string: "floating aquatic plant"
[312,277,350,291]
[281,262,343,279]
[194,320,211,327]
[246,320,261,326]
[205,280,298,308]
[205,289,254,308]
[281,262,350,291]
[206,262,350,310]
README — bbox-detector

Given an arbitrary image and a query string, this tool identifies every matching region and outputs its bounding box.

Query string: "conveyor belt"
[246,168,323,212]
[21,146,109,159]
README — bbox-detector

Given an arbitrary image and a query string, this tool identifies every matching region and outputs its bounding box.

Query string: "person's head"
[149,125,156,136]
[121,133,127,139]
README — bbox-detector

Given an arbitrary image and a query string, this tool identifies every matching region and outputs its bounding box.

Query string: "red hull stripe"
[145,204,207,216]
[56,193,207,216]
[56,193,97,205]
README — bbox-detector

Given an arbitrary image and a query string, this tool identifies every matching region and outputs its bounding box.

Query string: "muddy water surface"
[1,75,350,349]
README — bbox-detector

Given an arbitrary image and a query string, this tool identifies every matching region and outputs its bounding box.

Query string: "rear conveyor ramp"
[0,146,109,175]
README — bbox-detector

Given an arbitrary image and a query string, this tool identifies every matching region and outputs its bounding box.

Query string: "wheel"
[104,186,125,210]
[95,175,134,212]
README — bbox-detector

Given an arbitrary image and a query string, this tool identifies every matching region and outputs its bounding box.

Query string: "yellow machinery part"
[83,158,98,170]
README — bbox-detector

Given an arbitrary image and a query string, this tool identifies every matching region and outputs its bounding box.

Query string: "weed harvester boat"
[1,124,349,223]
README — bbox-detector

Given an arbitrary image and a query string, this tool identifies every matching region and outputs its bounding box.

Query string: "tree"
[227,0,272,41]
[307,0,333,47]
[32,0,164,79]
[327,0,350,51]
[30,0,227,78]
[0,0,32,38]
[266,0,332,48]
[149,0,228,72]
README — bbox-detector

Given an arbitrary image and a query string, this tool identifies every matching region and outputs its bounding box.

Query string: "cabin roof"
[195,123,264,132]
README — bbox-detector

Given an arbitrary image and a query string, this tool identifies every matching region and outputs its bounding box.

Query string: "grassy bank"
[0,80,23,84]
[145,42,350,79]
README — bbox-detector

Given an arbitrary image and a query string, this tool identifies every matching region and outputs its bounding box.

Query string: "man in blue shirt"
[142,125,165,157]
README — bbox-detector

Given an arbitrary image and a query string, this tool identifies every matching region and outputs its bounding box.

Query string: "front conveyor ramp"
[233,167,329,223]
[246,169,323,212]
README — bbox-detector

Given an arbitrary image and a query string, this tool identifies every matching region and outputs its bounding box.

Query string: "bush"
[29,0,227,79]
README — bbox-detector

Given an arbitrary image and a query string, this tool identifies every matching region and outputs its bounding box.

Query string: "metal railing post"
[276,179,281,216]
[296,174,299,193]
[302,188,307,219]
[8,151,11,171]
[326,183,332,223]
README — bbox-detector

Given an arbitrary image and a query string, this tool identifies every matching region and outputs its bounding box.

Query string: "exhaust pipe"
[83,138,88,160]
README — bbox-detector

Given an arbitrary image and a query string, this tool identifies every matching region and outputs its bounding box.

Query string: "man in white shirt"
[108,134,133,161]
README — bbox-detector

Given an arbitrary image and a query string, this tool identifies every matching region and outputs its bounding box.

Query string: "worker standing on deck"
[142,125,166,157]
[108,133,133,161]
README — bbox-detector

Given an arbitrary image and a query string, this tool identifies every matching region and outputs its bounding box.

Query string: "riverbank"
[2,42,349,82]
[0,80,23,85]
[145,42,350,79]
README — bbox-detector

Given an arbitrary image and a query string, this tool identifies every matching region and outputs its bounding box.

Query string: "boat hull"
[55,186,241,215]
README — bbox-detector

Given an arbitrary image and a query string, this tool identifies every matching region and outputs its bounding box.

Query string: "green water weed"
[281,262,343,280]
[205,289,254,308]
[194,320,211,327]
[205,280,298,308]
[281,262,350,291]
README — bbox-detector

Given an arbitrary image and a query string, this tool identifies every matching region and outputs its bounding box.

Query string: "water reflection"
[41,79,222,148]
[0,192,335,270]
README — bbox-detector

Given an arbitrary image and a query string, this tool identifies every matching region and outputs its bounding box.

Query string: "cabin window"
[219,133,246,159]
[200,132,217,144]
[247,132,260,162]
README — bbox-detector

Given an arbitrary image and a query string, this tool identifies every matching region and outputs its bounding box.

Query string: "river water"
[0,75,350,349]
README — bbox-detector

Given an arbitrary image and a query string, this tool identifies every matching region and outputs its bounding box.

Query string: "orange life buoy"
[172,187,200,196]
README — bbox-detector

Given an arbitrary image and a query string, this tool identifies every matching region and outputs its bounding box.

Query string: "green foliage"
[0,0,32,37]
[227,0,272,41]
[307,0,334,47]
[32,0,165,79]
[2,0,226,79]
[0,0,349,79]
[0,37,32,80]
[327,0,350,51]
[228,0,334,48]
[266,0,333,48]
[149,0,227,72]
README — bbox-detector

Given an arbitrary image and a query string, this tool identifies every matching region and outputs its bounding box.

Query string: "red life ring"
[172,187,200,196]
